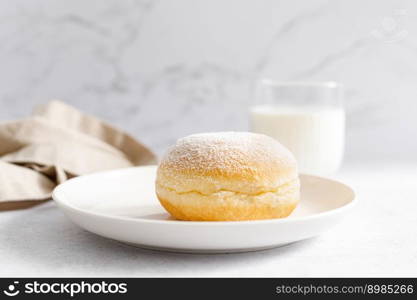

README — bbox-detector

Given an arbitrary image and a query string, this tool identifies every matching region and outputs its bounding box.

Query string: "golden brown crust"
[158,197,298,221]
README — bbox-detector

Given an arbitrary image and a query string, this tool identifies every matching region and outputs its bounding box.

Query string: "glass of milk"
[250,80,345,175]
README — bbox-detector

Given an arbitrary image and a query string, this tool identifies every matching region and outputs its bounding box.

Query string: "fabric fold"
[0,100,157,211]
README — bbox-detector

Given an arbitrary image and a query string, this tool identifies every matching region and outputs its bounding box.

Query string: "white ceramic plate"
[52,166,355,253]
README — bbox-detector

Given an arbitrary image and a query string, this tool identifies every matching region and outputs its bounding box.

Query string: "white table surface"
[1,162,416,277]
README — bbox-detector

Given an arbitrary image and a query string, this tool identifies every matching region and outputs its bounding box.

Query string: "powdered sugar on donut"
[159,131,297,176]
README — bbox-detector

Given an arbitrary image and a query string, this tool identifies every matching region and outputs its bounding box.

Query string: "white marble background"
[0,0,416,162]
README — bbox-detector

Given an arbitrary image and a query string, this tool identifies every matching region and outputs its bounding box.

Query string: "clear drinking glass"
[249,80,345,175]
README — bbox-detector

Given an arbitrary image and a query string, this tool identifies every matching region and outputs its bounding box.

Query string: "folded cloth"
[0,100,157,211]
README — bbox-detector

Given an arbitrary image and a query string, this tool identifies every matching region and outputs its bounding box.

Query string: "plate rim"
[52,165,356,227]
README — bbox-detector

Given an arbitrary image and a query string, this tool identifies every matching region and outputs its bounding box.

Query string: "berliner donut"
[156,132,300,221]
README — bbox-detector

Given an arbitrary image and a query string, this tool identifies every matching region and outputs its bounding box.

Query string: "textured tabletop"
[1,163,416,277]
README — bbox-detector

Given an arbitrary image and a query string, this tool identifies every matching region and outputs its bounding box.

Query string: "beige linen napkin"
[0,100,157,211]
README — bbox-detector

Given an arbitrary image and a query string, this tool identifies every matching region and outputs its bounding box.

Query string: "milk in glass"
[250,81,345,175]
